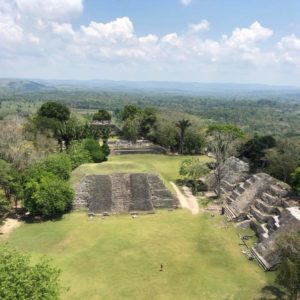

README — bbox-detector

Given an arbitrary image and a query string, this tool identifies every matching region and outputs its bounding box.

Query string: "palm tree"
[176,119,191,154]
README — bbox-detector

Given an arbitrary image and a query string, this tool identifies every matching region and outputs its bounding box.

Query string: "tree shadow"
[22,214,64,224]
[257,285,287,300]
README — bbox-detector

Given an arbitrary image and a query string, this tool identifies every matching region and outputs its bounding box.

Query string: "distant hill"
[37,79,300,96]
[1,78,300,97]
[0,79,54,92]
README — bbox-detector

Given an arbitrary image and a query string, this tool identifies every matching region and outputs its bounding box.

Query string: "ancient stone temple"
[217,157,300,270]
[74,173,178,214]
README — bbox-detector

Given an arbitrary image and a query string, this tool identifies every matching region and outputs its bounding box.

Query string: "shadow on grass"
[22,214,64,224]
[256,285,287,300]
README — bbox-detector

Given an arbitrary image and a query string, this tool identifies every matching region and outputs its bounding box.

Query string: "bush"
[101,143,110,158]
[83,139,106,163]
[0,246,62,300]
[68,141,92,169]
[24,172,74,217]
[33,153,72,180]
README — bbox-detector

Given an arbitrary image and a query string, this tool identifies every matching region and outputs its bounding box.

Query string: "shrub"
[33,153,72,180]
[68,141,92,169]
[83,139,106,163]
[0,246,62,300]
[101,143,110,158]
[24,172,74,217]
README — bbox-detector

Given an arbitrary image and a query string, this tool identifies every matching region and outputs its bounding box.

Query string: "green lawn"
[1,211,272,300]
[1,154,273,299]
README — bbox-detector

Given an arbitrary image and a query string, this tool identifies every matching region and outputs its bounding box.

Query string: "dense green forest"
[1,88,300,137]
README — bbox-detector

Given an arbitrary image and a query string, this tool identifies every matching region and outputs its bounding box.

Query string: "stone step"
[226,196,235,204]
[254,199,280,215]
[221,180,235,191]
[224,204,236,220]
[243,180,252,189]
[236,185,246,194]
[231,190,241,200]
[261,193,282,206]
[250,205,274,223]
[249,176,257,184]
[250,247,270,271]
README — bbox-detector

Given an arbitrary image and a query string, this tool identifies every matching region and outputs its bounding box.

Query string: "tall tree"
[92,109,111,122]
[121,104,141,121]
[239,134,276,171]
[207,124,244,196]
[38,102,70,122]
[140,107,157,138]
[24,172,74,217]
[265,139,300,183]
[176,119,191,154]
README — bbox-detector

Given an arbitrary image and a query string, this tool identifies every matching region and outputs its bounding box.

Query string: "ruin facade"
[217,157,300,270]
[74,173,178,214]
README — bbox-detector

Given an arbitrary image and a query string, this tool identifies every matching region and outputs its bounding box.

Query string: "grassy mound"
[71,154,212,191]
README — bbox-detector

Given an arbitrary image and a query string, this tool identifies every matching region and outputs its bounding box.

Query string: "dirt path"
[0,218,22,237]
[170,182,200,215]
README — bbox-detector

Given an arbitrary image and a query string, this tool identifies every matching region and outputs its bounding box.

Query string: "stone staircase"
[224,175,259,219]
[110,174,132,212]
[249,191,284,242]
[147,174,176,208]
[73,177,93,210]
[74,173,178,214]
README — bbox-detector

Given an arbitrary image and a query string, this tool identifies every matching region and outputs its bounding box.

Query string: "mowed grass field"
[1,154,273,299]
[2,211,272,300]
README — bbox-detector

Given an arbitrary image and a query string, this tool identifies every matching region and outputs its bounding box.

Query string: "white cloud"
[0,0,298,84]
[188,20,210,33]
[16,0,83,20]
[225,21,273,49]
[181,0,192,6]
[278,34,300,66]
[139,34,159,44]
[80,17,134,41]
[0,14,23,44]
[278,34,300,51]
[52,22,75,36]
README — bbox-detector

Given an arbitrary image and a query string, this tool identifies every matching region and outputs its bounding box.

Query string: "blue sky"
[1,0,300,85]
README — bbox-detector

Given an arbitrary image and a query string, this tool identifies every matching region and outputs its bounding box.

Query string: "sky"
[1,0,300,85]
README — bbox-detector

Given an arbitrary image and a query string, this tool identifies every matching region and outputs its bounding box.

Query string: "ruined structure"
[74,173,177,214]
[216,157,300,270]
[108,139,166,155]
